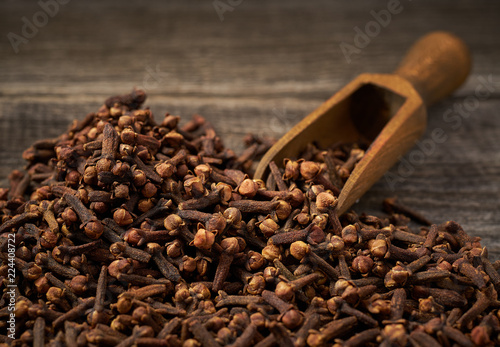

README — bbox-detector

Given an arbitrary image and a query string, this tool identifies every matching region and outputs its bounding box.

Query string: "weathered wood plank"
[0,0,499,258]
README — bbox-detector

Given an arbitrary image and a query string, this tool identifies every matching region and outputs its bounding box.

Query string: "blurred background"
[1,0,499,256]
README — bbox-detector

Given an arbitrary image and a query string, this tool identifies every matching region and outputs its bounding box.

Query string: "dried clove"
[1,89,497,347]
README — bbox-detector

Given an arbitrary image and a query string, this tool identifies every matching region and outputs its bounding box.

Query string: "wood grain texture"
[1,0,499,257]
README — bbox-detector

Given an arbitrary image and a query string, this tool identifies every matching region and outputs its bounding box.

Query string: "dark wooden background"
[1,1,499,257]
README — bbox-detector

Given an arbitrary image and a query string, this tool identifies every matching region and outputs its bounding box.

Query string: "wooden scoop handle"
[394,31,471,106]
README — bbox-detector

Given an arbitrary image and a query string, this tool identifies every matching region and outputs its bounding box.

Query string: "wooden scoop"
[254,31,471,215]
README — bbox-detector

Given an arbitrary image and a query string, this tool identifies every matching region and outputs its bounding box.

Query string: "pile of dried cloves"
[1,89,499,347]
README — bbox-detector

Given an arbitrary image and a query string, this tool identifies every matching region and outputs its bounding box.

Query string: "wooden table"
[1,0,499,257]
